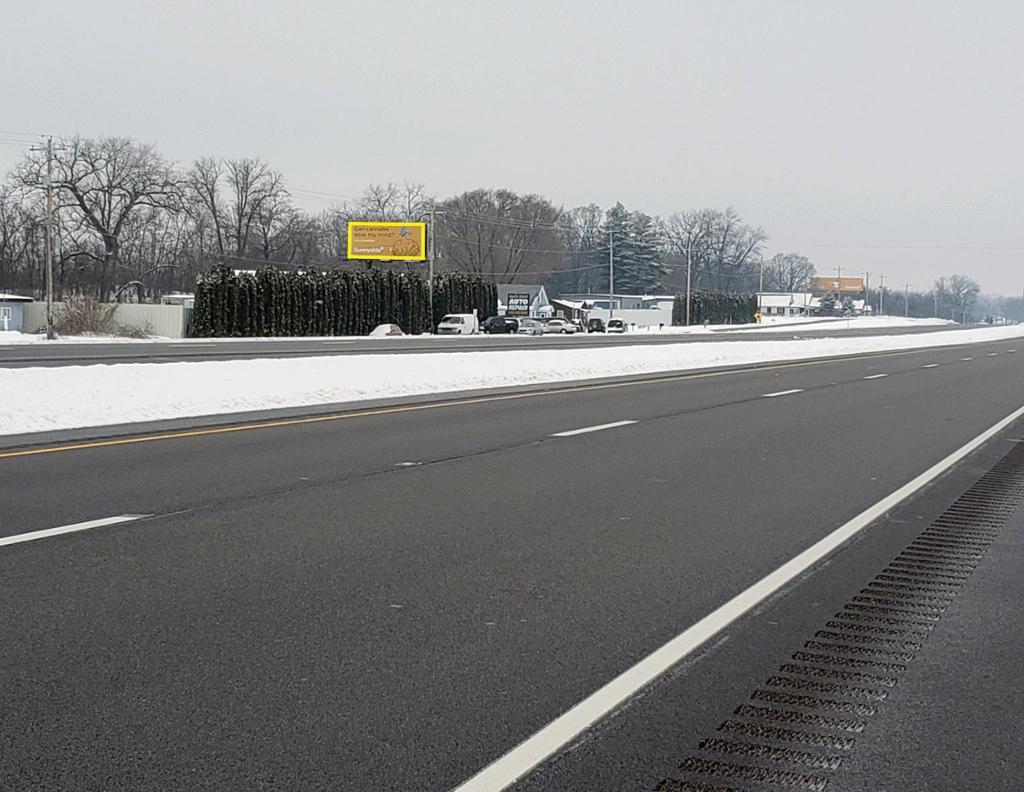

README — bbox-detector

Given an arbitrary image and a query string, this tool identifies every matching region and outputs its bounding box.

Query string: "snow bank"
[0,331,173,345]
[2,324,1023,437]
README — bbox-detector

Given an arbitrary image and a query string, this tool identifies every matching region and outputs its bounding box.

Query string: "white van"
[436,313,479,335]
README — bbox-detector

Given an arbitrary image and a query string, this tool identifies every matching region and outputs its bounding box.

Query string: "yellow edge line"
[0,348,925,460]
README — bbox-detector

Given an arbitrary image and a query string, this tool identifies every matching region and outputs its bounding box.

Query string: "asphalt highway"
[0,321,973,367]
[1,337,1022,790]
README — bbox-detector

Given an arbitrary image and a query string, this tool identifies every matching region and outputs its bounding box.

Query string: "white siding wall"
[586,307,673,327]
[22,303,187,337]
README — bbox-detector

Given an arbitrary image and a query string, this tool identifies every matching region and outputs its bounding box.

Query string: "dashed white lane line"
[863,373,889,380]
[921,364,940,369]
[761,389,804,398]
[551,420,637,437]
[988,352,999,357]
[0,514,151,548]
[961,357,974,361]
[1009,349,1017,353]
[451,400,1024,792]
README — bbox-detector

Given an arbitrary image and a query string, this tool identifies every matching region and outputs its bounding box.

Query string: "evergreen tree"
[594,203,666,295]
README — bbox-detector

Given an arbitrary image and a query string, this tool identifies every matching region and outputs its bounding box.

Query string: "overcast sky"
[3,0,1023,294]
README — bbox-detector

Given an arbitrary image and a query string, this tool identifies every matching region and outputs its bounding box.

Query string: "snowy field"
[1,323,1022,437]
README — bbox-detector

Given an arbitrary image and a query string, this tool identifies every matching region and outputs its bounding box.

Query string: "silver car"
[543,318,579,334]
[517,318,544,336]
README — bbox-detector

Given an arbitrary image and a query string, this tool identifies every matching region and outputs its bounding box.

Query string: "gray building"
[0,294,33,332]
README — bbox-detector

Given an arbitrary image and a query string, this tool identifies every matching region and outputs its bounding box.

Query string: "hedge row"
[671,290,757,325]
[192,265,498,337]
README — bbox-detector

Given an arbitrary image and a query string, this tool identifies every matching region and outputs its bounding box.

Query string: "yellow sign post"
[346,221,426,261]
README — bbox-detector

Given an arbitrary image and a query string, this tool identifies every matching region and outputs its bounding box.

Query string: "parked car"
[587,317,606,333]
[516,318,544,336]
[606,318,626,333]
[543,318,579,334]
[480,316,519,334]
[436,313,479,335]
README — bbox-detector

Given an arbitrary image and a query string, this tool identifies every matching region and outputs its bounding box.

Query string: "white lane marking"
[921,364,939,369]
[961,357,974,361]
[451,400,1024,792]
[863,373,889,380]
[988,353,999,357]
[1009,349,1017,353]
[761,389,804,398]
[551,420,637,437]
[0,515,150,548]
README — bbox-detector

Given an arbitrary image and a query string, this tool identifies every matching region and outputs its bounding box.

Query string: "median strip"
[0,514,151,548]
[551,420,637,437]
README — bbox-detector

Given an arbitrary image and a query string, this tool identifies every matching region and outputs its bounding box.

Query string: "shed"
[0,294,33,332]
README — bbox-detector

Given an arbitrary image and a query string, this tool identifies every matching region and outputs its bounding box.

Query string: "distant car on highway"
[587,317,606,333]
[543,318,579,334]
[480,316,519,334]
[516,318,544,336]
[606,318,626,333]
[436,314,479,335]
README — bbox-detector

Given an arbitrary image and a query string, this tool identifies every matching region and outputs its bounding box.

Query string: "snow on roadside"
[2,324,1023,437]
[0,331,173,345]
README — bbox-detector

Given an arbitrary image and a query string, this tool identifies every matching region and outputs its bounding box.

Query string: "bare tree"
[943,273,981,319]
[436,189,565,282]
[224,158,288,258]
[14,136,181,300]
[186,157,229,256]
[343,182,431,222]
[762,252,816,292]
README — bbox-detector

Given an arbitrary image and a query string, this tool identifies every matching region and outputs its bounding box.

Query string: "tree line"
[0,133,1009,322]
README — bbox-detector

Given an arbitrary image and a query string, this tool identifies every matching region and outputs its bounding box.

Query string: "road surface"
[0,321,972,367]
[1,337,1022,790]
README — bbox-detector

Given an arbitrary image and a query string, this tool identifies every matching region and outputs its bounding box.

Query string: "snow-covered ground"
[0,316,958,344]
[0,331,174,345]
[2,324,1022,437]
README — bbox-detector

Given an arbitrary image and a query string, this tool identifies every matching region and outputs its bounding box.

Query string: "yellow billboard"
[346,221,426,261]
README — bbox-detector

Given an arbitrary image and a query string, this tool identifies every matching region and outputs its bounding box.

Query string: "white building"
[757,292,815,317]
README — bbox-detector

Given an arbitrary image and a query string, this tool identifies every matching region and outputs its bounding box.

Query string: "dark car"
[587,317,606,333]
[481,315,519,334]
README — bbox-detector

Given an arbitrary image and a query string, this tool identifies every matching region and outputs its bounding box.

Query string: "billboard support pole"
[428,206,436,334]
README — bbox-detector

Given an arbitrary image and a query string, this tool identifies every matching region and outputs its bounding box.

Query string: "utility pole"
[30,136,61,340]
[904,283,910,317]
[933,288,938,318]
[608,230,615,320]
[863,271,871,315]
[685,240,692,325]
[878,274,886,315]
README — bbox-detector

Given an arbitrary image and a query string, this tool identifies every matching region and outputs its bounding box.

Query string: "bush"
[192,265,498,337]
[54,296,119,335]
[672,290,757,325]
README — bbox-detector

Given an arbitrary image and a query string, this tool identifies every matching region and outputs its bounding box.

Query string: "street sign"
[346,221,426,261]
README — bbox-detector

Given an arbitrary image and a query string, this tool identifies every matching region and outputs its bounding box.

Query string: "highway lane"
[0,339,1021,790]
[0,322,974,367]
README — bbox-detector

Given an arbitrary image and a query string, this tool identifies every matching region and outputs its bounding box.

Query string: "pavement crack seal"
[657,439,1024,792]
